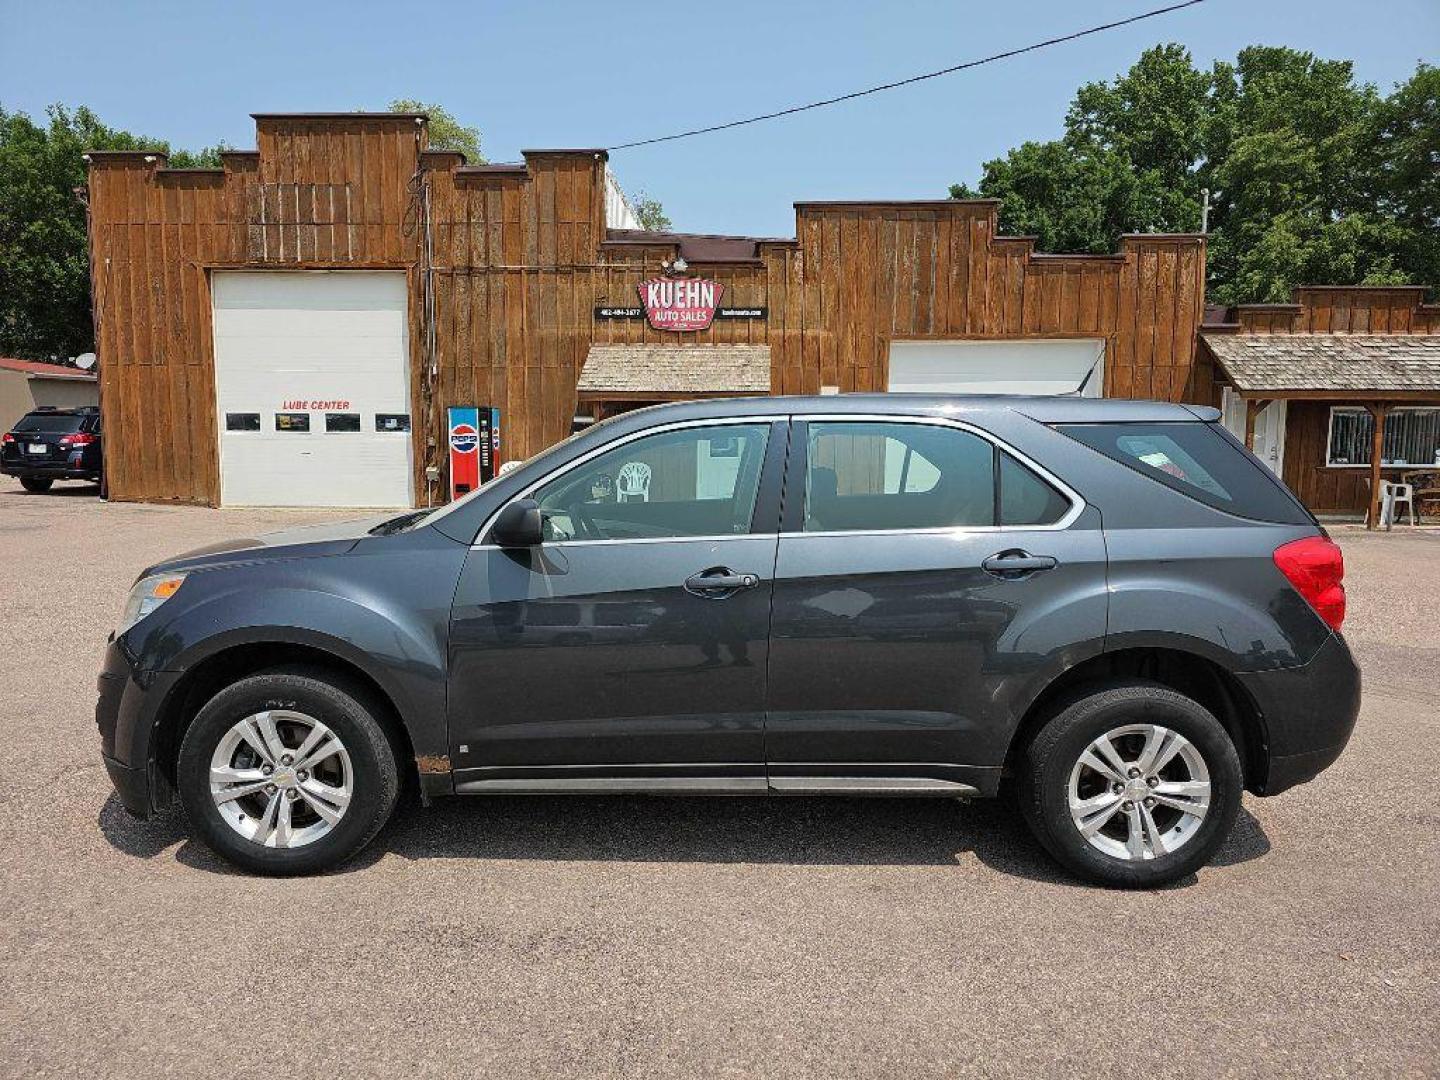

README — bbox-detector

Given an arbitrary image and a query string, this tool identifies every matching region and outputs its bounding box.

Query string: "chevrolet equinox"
[97,395,1359,887]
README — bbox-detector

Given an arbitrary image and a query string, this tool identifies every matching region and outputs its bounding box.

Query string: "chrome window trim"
[472,416,775,549]
[472,410,1086,549]
[481,533,773,550]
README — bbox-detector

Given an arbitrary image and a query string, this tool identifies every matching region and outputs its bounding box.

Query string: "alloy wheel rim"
[209,710,352,849]
[1067,723,1211,861]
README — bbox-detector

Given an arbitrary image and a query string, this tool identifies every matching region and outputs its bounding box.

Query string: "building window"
[225,413,261,432]
[375,413,411,432]
[1326,407,1440,468]
[325,413,361,433]
[275,412,310,432]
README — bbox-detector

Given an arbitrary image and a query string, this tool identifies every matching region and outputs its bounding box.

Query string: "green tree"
[1363,62,1440,291]
[953,44,1209,247]
[950,44,1438,303]
[0,104,223,360]
[628,190,672,231]
[389,99,484,163]
[167,144,229,168]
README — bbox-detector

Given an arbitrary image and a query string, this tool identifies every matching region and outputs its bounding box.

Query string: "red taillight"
[1273,536,1346,632]
[1,433,13,444]
[59,432,97,447]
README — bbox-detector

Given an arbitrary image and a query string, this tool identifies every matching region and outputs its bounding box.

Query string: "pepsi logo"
[449,423,479,453]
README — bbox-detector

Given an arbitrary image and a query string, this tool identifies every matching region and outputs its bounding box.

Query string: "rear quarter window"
[1056,421,1312,524]
[14,412,84,433]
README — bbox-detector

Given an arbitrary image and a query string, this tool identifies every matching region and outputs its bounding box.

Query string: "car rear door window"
[999,451,1071,526]
[1057,421,1311,523]
[803,421,995,532]
[532,423,770,541]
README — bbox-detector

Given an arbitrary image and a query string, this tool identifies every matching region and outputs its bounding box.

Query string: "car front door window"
[533,424,771,542]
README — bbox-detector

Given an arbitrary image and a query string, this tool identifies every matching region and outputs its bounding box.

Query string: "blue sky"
[2,0,1435,237]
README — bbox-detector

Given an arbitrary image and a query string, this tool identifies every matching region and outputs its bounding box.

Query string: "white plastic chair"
[1380,480,1416,529]
[616,461,652,503]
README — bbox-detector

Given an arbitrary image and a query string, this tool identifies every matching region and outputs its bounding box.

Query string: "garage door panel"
[213,271,409,311]
[213,271,413,508]
[888,339,1105,397]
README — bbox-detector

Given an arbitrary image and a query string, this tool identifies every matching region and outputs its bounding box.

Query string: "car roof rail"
[33,405,59,412]
[76,405,100,414]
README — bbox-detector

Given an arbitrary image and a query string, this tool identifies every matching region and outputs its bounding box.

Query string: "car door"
[764,416,1108,794]
[446,418,788,791]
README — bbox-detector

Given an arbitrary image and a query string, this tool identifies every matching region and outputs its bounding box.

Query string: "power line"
[606,0,1208,152]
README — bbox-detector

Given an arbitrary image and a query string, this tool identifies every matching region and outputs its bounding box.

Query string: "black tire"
[19,476,53,493]
[177,668,400,875]
[1017,681,1242,889]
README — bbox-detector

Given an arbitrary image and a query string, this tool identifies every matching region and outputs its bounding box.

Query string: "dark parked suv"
[2,406,103,491]
[97,395,1358,886]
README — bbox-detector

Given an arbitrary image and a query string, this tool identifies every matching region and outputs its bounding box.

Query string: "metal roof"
[1201,333,1440,394]
[0,357,97,381]
[577,345,771,397]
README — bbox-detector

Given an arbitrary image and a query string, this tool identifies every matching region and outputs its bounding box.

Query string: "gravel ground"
[1,476,1436,1078]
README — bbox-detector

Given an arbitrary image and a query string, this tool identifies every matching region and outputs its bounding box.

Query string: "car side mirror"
[491,498,543,547]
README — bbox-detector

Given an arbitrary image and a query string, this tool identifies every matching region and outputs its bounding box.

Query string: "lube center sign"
[638,277,725,332]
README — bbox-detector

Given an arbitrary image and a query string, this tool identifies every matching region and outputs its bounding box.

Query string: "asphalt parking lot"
[1,475,1436,1078]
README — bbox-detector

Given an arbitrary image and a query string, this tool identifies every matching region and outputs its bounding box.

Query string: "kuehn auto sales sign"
[638,277,725,332]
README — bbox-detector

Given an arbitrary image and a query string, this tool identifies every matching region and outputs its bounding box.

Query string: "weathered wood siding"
[1212,287,1440,514]
[87,116,423,504]
[88,116,1208,506]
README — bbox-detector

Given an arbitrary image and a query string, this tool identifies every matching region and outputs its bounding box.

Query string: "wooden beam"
[1243,398,1272,450]
[1366,403,1389,529]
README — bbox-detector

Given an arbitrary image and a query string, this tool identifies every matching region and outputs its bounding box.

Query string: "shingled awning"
[577,344,771,399]
[1200,333,1440,398]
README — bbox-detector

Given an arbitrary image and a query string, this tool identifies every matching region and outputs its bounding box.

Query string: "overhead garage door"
[888,339,1105,397]
[212,271,413,507]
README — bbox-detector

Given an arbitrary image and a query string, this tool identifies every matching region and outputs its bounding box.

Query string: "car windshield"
[14,413,85,433]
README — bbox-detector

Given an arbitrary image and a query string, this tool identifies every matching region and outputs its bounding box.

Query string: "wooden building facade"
[1200,288,1440,520]
[85,112,1213,508]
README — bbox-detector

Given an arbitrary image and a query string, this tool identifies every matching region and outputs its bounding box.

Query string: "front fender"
[119,534,468,768]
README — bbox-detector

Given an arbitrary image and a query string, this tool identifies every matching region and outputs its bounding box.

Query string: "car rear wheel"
[19,477,53,493]
[1017,681,1242,888]
[177,668,400,875]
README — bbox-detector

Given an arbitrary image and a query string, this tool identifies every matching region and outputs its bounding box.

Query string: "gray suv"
[97,395,1359,887]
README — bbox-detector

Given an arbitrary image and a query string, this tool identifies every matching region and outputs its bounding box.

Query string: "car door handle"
[684,567,760,597]
[982,550,1058,578]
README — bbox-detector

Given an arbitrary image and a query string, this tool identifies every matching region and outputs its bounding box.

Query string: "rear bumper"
[96,637,181,819]
[1237,632,1361,796]
[2,462,98,479]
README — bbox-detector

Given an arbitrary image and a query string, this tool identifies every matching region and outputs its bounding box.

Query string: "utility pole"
[1201,187,1211,234]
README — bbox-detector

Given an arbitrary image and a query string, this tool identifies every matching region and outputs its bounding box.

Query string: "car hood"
[142,513,399,576]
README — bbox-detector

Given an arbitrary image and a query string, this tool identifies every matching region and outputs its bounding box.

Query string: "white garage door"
[888,339,1105,397]
[212,271,413,507]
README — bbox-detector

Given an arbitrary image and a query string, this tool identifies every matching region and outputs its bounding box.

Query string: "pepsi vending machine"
[447,406,501,500]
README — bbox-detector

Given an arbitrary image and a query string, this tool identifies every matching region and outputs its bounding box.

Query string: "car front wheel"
[176,668,400,875]
[1018,681,1242,888]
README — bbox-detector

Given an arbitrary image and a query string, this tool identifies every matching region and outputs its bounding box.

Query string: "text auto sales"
[593,274,766,330]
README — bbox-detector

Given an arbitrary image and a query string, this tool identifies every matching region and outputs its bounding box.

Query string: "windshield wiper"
[368,509,433,536]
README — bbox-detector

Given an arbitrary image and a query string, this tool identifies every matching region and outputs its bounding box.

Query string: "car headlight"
[118,572,188,635]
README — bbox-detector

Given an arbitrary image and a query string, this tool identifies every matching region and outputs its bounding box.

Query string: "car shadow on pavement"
[0,483,102,499]
[99,790,1272,888]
